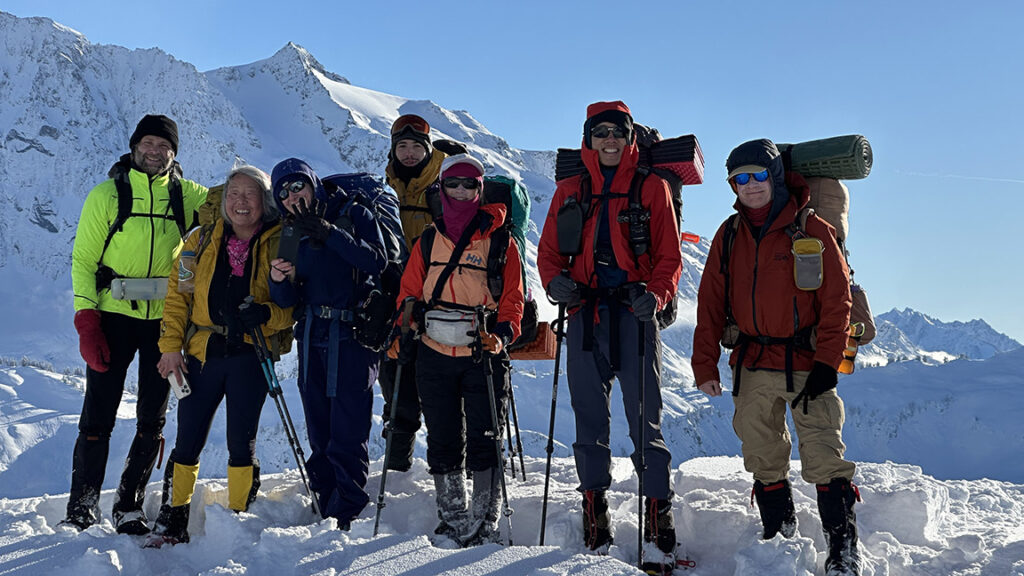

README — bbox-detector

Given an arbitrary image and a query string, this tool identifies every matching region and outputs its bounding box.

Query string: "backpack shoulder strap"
[486,224,511,302]
[101,167,135,260]
[577,172,593,215]
[786,207,814,239]
[168,172,187,237]
[427,219,479,307]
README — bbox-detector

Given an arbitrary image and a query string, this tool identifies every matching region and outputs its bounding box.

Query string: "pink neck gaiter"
[441,192,480,242]
[226,229,258,277]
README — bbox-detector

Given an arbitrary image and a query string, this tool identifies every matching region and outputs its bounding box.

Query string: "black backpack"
[322,173,407,351]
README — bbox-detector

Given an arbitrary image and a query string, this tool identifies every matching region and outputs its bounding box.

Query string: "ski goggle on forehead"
[276,180,307,200]
[392,115,430,136]
[732,170,769,185]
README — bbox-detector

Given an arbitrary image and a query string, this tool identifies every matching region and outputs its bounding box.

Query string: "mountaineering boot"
[145,456,198,547]
[112,428,163,534]
[817,478,861,576]
[641,496,678,575]
[465,467,502,546]
[753,479,797,539]
[432,471,472,546]
[581,489,612,552]
[62,433,110,530]
[227,460,261,512]
[385,431,414,473]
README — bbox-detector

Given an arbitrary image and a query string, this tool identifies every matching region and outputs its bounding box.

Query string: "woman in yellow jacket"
[148,165,293,545]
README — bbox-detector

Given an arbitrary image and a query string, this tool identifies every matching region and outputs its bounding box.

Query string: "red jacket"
[537,141,682,312]
[398,203,524,357]
[691,173,851,386]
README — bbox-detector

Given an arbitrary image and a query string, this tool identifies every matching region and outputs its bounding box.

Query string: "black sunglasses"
[276,180,306,200]
[442,177,481,190]
[590,125,627,139]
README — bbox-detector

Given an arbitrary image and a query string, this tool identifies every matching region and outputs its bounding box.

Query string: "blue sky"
[7,1,1024,342]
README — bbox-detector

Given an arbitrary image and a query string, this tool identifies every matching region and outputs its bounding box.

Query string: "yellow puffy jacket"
[71,167,208,319]
[158,219,293,364]
[385,150,446,245]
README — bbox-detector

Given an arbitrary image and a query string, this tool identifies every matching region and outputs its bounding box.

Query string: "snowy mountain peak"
[867,307,1021,363]
[265,42,349,85]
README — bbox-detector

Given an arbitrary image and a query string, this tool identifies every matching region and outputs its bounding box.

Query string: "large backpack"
[554,126,704,329]
[322,172,408,351]
[719,137,876,348]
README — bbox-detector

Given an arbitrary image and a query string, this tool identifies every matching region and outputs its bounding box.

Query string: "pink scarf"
[226,230,258,277]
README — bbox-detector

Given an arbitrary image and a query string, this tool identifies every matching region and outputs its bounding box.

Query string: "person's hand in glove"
[387,327,418,365]
[291,198,332,243]
[481,322,514,355]
[791,361,839,412]
[74,309,110,373]
[630,290,658,322]
[237,301,271,331]
[547,274,580,306]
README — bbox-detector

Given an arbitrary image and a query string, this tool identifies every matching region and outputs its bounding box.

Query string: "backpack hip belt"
[309,305,355,322]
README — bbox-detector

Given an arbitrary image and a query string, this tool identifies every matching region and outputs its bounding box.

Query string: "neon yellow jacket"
[71,167,208,319]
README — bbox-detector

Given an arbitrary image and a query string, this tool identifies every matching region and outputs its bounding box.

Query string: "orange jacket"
[691,172,851,386]
[537,141,682,312]
[398,203,524,357]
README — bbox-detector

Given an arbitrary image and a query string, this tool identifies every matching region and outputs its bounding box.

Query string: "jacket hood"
[271,158,327,213]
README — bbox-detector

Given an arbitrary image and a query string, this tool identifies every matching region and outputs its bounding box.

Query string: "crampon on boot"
[582,490,613,553]
[752,479,797,539]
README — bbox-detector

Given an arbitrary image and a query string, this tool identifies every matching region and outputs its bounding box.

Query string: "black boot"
[817,478,861,576]
[146,456,196,546]
[582,490,612,551]
[62,433,109,530]
[112,427,163,534]
[643,496,677,555]
[753,479,797,539]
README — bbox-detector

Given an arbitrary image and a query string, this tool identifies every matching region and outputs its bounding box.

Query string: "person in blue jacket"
[268,158,386,530]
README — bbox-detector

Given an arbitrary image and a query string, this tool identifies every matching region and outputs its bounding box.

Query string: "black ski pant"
[565,305,673,499]
[377,352,422,461]
[68,312,169,517]
[416,345,509,475]
[171,351,268,467]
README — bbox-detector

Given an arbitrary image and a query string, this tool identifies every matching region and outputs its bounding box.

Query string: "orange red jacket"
[691,172,851,386]
[537,137,682,312]
[397,203,524,357]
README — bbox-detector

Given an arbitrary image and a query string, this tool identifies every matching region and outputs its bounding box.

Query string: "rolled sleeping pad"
[555,134,705,185]
[777,134,872,180]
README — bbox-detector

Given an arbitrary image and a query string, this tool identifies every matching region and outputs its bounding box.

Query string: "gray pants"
[566,304,673,498]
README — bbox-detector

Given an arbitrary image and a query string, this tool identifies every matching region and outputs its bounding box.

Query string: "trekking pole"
[247,323,320,518]
[373,298,416,537]
[477,307,514,546]
[506,378,527,482]
[539,302,567,545]
[504,410,517,480]
[631,285,648,570]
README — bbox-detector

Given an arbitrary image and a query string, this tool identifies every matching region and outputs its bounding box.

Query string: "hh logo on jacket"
[464,253,484,267]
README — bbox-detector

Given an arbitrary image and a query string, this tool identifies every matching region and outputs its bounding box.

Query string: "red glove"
[74,309,110,373]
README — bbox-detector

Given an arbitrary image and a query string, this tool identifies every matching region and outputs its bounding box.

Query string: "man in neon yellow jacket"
[64,114,207,534]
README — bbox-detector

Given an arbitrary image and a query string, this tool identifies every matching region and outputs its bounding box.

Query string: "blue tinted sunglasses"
[732,170,769,185]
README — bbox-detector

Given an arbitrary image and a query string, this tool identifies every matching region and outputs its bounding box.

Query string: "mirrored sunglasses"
[276,180,306,200]
[590,125,627,139]
[732,170,769,185]
[442,177,482,190]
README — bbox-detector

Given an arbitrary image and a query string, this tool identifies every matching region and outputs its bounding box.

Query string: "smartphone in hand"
[168,370,192,400]
[277,223,301,265]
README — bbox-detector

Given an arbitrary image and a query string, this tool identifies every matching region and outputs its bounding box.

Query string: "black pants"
[416,345,509,475]
[378,353,421,434]
[171,351,268,467]
[68,312,169,514]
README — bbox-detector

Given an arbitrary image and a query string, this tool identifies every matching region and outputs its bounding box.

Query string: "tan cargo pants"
[732,366,856,485]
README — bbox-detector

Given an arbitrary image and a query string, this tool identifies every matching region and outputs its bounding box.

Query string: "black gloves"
[237,301,271,331]
[630,290,658,322]
[791,362,839,412]
[396,329,417,365]
[291,199,332,243]
[547,275,580,306]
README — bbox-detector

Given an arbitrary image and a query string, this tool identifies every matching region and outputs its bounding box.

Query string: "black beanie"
[130,114,179,154]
